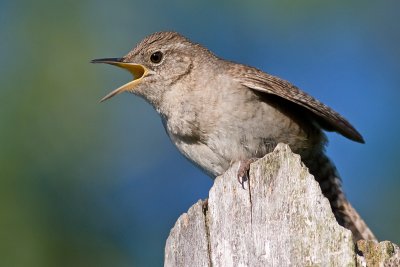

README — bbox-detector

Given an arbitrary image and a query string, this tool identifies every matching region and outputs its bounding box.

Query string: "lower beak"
[91,58,148,102]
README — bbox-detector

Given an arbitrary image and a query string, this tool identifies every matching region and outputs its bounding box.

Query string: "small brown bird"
[92,31,375,241]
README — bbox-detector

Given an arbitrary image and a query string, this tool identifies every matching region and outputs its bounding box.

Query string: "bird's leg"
[237,158,257,189]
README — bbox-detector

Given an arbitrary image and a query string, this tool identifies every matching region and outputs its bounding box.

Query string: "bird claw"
[237,158,257,189]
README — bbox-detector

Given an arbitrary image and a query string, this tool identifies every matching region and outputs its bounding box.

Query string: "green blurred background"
[1,0,399,266]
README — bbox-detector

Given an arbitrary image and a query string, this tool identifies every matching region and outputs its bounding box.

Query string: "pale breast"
[160,71,322,177]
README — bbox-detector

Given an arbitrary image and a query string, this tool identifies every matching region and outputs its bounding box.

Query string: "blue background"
[1,1,399,266]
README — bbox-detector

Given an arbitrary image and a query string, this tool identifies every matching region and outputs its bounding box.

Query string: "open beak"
[91,57,148,102]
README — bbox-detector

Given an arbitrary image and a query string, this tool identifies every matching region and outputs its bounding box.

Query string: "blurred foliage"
[0,0,399,266]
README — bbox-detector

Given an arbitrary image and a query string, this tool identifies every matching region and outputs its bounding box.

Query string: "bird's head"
[92,31,211,104]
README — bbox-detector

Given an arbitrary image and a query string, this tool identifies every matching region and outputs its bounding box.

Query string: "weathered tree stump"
[165,144,399,267]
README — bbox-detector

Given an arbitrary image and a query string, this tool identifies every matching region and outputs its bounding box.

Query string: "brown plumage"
[92,31,375,241]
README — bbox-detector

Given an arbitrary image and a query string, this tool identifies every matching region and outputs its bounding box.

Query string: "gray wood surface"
[164,143,398,267]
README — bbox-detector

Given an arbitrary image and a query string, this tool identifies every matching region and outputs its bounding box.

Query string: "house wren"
[92,31,375,241]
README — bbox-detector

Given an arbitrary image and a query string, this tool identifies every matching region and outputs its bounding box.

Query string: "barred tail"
[304,152,376,241]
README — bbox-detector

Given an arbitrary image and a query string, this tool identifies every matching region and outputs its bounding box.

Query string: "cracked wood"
[164,144,399,266]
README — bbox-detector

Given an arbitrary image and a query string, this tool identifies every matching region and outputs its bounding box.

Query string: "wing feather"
[228,63,364,143]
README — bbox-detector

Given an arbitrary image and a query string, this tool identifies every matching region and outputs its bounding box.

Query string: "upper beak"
[91,57,148,102]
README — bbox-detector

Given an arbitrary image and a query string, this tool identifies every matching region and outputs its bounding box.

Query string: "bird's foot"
[237,158,257,189]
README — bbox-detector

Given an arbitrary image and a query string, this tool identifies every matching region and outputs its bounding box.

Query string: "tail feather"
[342,201,376,241]
[304,152,376,241]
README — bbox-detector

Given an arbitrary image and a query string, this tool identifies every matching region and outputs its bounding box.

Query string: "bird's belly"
[167,123,307,179]
[168,135,229,178]
[162,92,320,178]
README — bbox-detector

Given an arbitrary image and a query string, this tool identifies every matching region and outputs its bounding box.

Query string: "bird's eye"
[150,51,163,64]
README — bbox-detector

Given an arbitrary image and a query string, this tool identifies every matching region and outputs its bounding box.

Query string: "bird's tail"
[304,152,376,242]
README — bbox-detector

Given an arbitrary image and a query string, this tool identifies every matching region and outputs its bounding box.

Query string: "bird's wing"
[228,63,364,143]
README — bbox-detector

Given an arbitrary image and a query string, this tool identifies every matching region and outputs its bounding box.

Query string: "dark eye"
[150,51,163,63]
